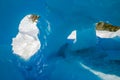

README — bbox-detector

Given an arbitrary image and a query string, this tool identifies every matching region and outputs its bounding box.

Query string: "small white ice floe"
[67,30,77,43]
[12,14,41,60]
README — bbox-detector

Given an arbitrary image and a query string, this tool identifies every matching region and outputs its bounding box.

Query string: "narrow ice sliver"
[80,63,120,80]
[12,14,41,60]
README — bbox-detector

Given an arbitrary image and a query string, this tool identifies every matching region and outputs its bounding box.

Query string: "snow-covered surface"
[96,30,120,38]
[11,14,41,60]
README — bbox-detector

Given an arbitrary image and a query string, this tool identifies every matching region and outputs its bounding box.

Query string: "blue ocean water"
[0,0,46,79]
[0,0,120,80]
[1,0,120,47]
[0,0,45,45]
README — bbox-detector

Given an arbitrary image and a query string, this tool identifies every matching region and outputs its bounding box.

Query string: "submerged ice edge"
[80,63,120,80]
[11,14,41,60]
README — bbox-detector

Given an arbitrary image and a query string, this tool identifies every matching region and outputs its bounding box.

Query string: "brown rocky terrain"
[96,22,120,32]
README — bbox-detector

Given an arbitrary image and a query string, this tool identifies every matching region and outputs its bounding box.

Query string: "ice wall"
[12,14,41,60]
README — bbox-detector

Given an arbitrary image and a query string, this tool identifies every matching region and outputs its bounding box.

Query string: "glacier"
[0,0,120,80]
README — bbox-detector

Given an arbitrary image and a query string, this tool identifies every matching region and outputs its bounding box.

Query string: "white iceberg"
[96,29,120,38]
[12,14,41,60]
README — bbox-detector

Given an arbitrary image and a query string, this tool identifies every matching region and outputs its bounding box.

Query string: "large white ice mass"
[12,14,41,60]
